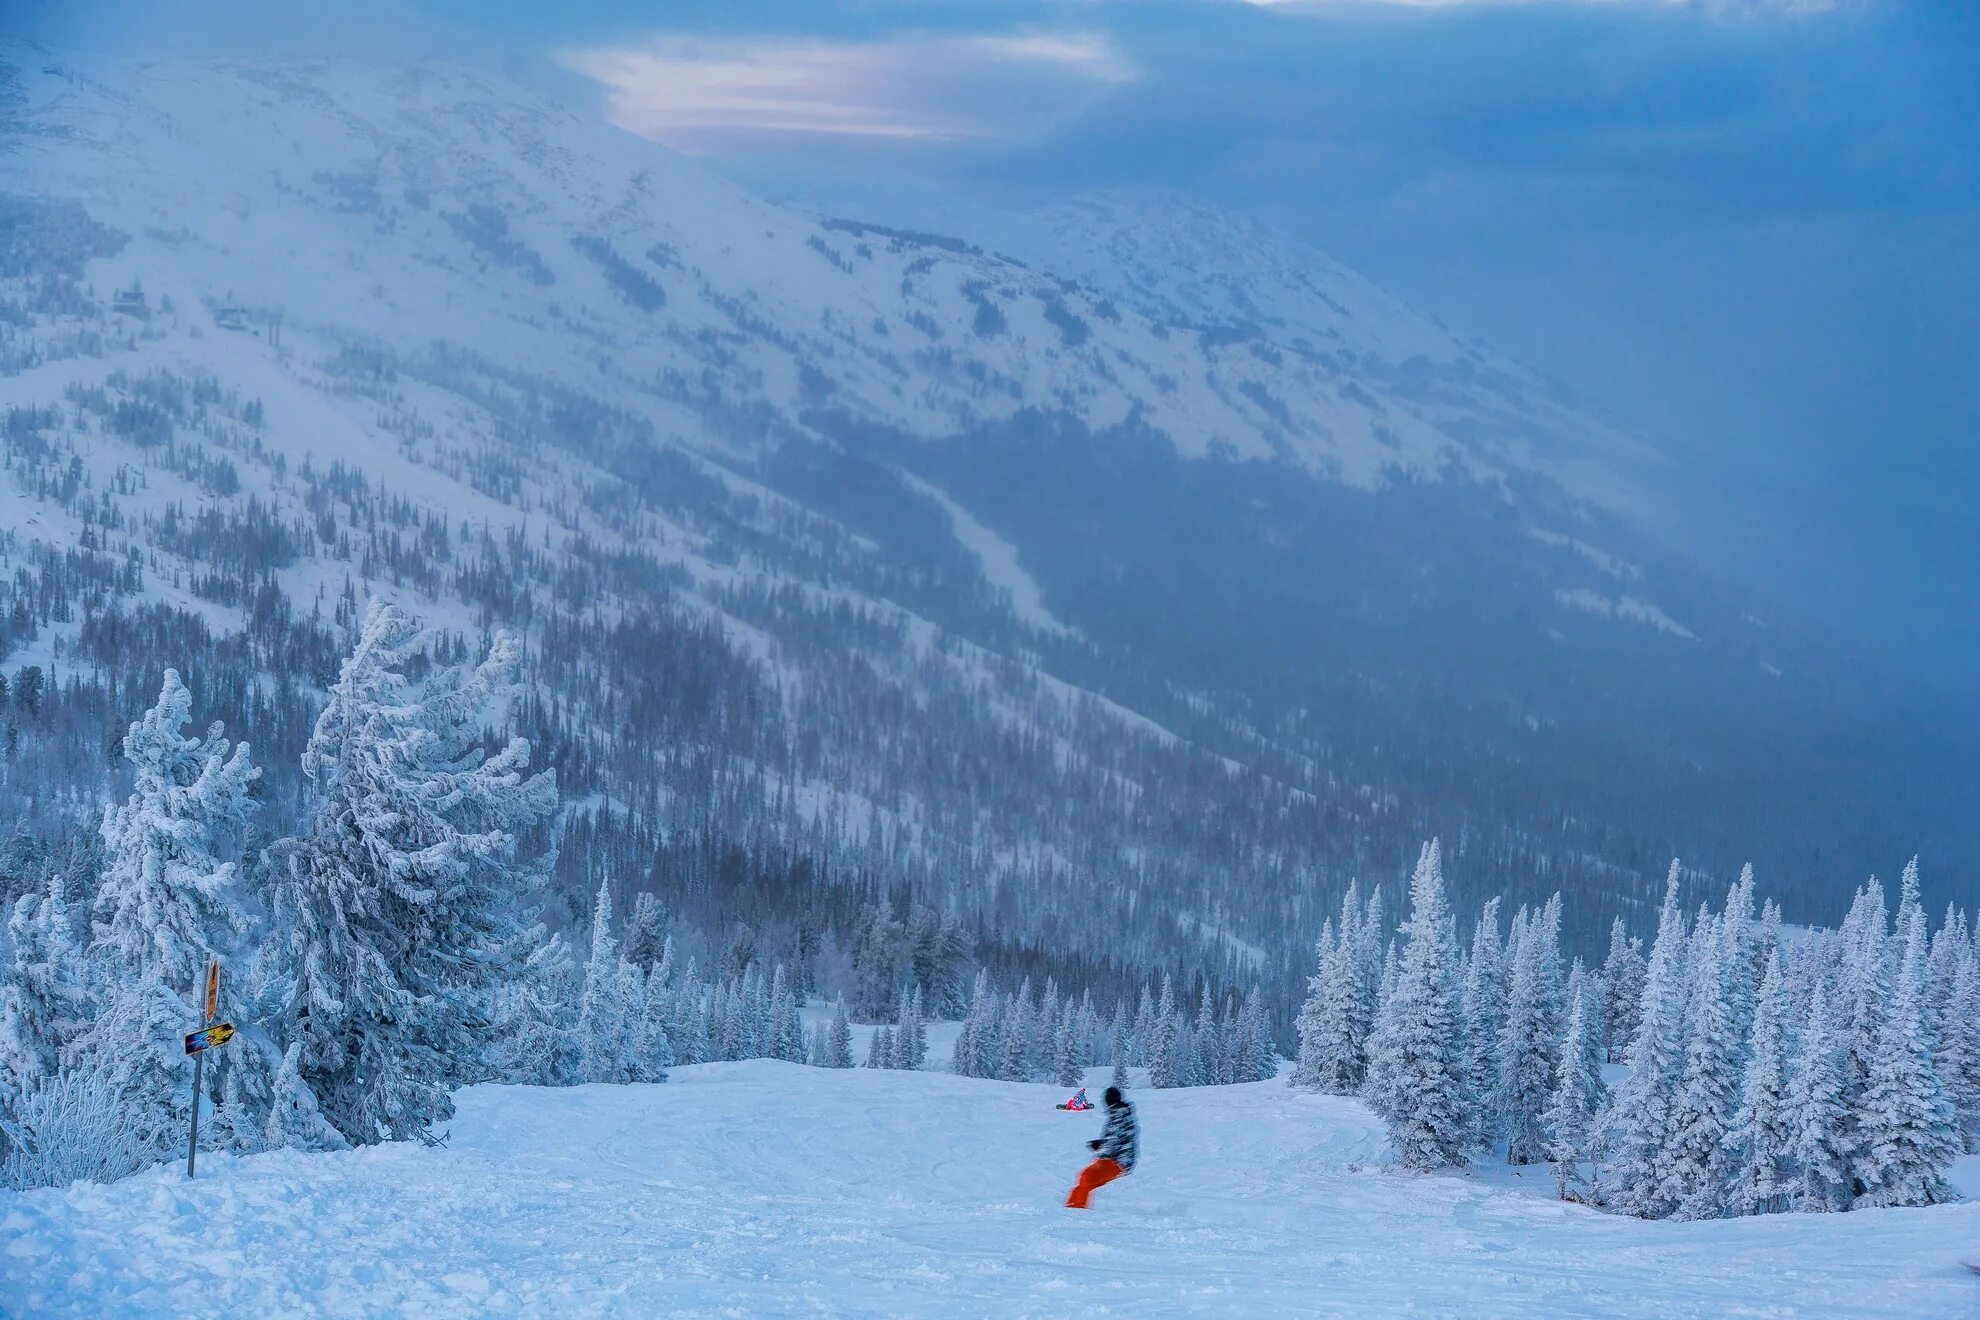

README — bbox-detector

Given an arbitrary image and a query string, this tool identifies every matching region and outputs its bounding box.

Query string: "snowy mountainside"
[0,46,1964,993]
[4,1062,1975,1317]
[965,191,1655,508]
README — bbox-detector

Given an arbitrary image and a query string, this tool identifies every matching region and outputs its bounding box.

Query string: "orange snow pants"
[1065,1158,1126,1209]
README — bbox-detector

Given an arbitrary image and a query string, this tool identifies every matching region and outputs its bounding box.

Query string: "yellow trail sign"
[183,1022,235,1055]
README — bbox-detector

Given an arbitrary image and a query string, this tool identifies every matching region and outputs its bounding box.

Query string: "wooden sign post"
[187,956,222,1180]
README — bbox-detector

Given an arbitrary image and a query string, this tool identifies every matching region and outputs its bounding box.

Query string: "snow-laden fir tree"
[1835,880,1890,1194]
[1785,967,1854,1211]
[626,964,673,1083]
[1496,895,1563,1165]
[83,670,259,1164]
[1663,911,1744,1221]
[203,1066,263,1157]
[1233,994,1273,1082]
[616,961,652,1079]
[268,605,556,1145]
[1854,863,1959,1207]
[489,929,580,1086]
[1726,946,1795,1215]
[824,998,855,1069]
[998,997,1030,1081]
[577,878,628,1083]
[867,1025,893,1068]
[0,870,89,1108]
[1055,1002,1083,1087]
[1542,959,1604,1200]
[850,905,905,1022]
[1459,897,1506,1143]
[1935,937,1980,1146]
[622,893,668,972]
[1363,840,1471,1170]
[1607,864,1689,1218]
[1600,916,1645,1063]
[1297,919,1368,1094]
[1186,983,1217,1087]
[951,970,996,1078]
[1148,976,1180,1089]
[896,985,927,1070]
[91,669,259,990]
[265,1040,346,1153]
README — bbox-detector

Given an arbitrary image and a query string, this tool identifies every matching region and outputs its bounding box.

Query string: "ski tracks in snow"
[6,1063,1980,1317]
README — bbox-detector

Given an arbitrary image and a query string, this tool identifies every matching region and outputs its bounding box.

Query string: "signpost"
[186,957,230,1180]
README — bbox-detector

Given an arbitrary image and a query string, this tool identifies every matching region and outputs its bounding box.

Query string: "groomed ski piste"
[5,1028,1979,1319]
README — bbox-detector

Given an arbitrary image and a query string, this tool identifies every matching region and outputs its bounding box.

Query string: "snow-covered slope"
[4,1063,1975,1317]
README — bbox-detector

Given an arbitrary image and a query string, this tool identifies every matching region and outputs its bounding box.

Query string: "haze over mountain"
[0,44,1970,1009]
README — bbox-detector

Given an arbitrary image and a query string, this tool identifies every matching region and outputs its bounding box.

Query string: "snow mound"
[4,1063,1976,1317]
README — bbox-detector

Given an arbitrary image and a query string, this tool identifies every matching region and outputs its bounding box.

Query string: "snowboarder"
[1058,1087,1092,1111]
[1065,1086,1137,1209]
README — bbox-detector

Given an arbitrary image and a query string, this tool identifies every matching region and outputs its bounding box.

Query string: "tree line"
[1296,841,1969,1216]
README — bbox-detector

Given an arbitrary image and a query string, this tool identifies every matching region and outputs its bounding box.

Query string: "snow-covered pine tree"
[1496,895,1563,1166]
[91,670,259,991]
[1663,911,1743,1221]
[825,998,854,1069]
[82,669,260,1165]
[268,605,554,1145]
[1854,864,1959,1207]
[951,971,994,1078]
[903,985,928,1069]
[1363,840,1471,1170]
[616,961,650,1077]
[1356,885,1386,1042]
[1936,937,1980,1146]
[1727,946,1795,1216]
[489,929,580,1085]
[1055,1003,1083,1087]
[1606,863,1689,1218]
[1233,994,1272,1083]
[265,1040,346,1153]
[1601,916,1645,1063]
[998,996,1030,1081]
[577,878,627,1083]
[867,1025,893,1068]
[1835,880,1890,1195]
[1131,983,1155,1067]
[1720,865,1760,1029]
[1460,897,1506,1144]
[622,893,668,972]
[1148,977,1180,1089]
[850,905,905,1022]
[1786,968,1854,1211]
[775,976,806,1064]
[203,1066,263,1157]
[0,871,89,1106]
[628,965,674,1083]
[1542,960,1604,1200]
[1290,920,1337,1090]
[673,967,710,1066]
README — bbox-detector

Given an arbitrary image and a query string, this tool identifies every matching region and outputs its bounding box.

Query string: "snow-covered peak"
[12,49,1645,502]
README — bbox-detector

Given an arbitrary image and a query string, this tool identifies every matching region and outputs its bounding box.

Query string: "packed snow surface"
[5,1062,1977,1317]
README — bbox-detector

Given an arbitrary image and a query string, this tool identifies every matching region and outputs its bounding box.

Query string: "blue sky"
[16,0,1980,689]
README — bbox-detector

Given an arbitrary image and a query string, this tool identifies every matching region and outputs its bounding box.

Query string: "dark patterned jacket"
[1096,1098,1138,1171]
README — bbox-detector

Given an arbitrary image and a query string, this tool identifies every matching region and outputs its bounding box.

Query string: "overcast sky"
[15,0,1980,692]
